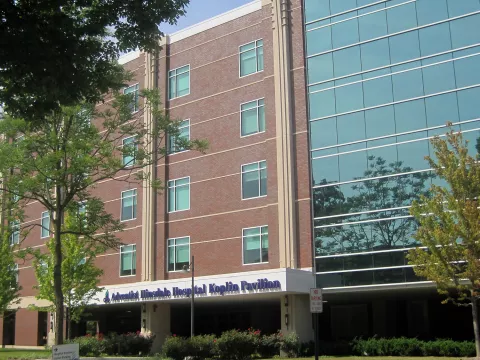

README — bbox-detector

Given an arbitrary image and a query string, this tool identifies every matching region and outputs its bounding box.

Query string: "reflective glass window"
[396,136,430,171]
[309,89,336,119]
[306,27,332,56]
[447,0,480,18]
[392,69,424,101]
[368,138,398,168]
[344,254,373,270]
[389,31,421,64]
[316,257,344,272]
[339,146,367,182]
[332,18,359,48]
[308,54,334,84]
[312,152,340,185]
[365,106,395,138]
[363,75,393,107]
[454,55,480,88]
[335,83,364,113]
[373,251,405,267]
[394,99,427,133]
[359,9,387,41]
[450,14,480,49]
[422,61,456,95]
[344,271,374,286]
[361,39,391,71]
[330,0,357,15]
[416,0,448,26]
[333,46,362,77]
[386,2,417,34]
[310,118,338,149]
[419,23,452,57]
[305,0,330,22]
[337,112,366,144]
[458,87,480,121]
[425,93,459,130]
[374,268,405,284]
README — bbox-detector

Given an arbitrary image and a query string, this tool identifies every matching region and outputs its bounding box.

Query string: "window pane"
[332,18,359,48]
[417,0,448,26]
[257,45,264,71]
[308,54,334,84]
[312,153,340,185]
[240,42,255,52]
[392,68,424,101]
[260,168,267,196]
[243,171,260,198]
[310,117,338,149]
[458,87,480,121]
[447,0,480,17]
[121,252,132,271]
[419,23,452,57]
[176,72,190,97]
[168,187,175,212]
[335,83,364,113]
[309,89,336,119]
[394,99,427,133]
[240,50,257,76]
[176,185,189,210]
[386,2,417,33]
[450,14,480,49]
[359,10,387,41]
[242,108,259,136]
[169,76,176,99]
[361,39,391,71]
[455,55,480,88]
[363,75,393,107]
[306,27,332,56]
[305,0,330,22]
[389,31,420,64]
[333,46,361,77]
[258,104,265,132]
[176,245,189,263]
[365,106,395,139]
[168,247,175,271]
[244,228,260,237]
[425,93,459,130]
[245,235,260,250]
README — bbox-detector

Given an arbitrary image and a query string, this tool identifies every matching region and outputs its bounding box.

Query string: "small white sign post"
[310,288,323,313]
[52,343,80,360]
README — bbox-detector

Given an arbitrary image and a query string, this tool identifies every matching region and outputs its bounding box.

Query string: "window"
[124,84,139,113]
[121,189,137,221]
[120,244,136,276]
[41,211,50,238]
[122,136,138,167]
[13,264,18,284]
[10,220,19,245]
[169,65,190,99]
[243,226,268,264]
[241,99,265,136]
[241,161,267,199]
[168,177,190,212]
[168,120,190,154]
[240,40,264,77]
[167,237,190,271]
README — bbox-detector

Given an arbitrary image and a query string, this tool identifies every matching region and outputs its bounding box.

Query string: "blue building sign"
[103,278,281,303]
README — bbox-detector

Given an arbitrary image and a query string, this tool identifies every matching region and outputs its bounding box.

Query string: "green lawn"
[294,358,473,360]
[0,349,50,359]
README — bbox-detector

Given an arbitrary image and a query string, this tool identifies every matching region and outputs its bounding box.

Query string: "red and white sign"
[310,288,323,313]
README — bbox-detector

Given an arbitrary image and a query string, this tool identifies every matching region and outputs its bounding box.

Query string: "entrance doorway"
[2,312,16,345]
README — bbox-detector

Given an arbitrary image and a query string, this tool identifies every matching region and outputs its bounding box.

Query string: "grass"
[294,358,473,360]
[0,348,50,359]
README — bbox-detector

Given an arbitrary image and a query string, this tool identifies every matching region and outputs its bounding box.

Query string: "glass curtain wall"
[304,0,480,288]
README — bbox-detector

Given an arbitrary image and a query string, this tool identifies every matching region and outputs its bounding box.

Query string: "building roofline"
[170,0,262,43]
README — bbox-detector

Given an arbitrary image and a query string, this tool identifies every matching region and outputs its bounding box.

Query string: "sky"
[159,0,254,34]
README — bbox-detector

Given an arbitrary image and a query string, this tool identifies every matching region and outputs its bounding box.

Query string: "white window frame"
[41,211,50,239]
[168,65,191,100]
[239,39,264,78]
[123,83,140,113]
[242,225,269,265]
[119,244,136,277]
[122,136,138,167]
[9,220,19,246]
[167,236,191,272]
[240,98,265,137]
[168,119,191,154]
[241,160,267,200]
[120,189,137,222]
[167,177,190,213]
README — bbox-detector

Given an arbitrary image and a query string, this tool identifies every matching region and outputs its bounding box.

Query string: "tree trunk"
[66,307,71,341]
[54,191,64,345]
[471,295,480,359]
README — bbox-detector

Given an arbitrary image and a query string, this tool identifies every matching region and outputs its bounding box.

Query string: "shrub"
[352,337,475,357]
[162,335,189,360]
[215,329,257,360]
[188,334,216,360]
[257,332,281,358]
[67,334,106,357]
[280,332,300,358]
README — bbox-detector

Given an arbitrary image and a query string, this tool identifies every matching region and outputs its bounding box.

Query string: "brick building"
[3,0,480,349]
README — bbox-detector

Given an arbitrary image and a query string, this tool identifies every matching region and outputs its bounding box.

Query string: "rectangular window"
[243,226,268,264]
[41,211,50,238]
[120,244,136,276]
[241,161,267,199]
[122,136,138,167]
[10,220,19,245]
[169,65,190,99]
[168,120,190,154]
[168,177,190,212]
[240,40,264,77]
[241,99,265,136]
[167,237,190,271]
[121,189,137,221]
[13,264,18,285]
[124,84,139,113]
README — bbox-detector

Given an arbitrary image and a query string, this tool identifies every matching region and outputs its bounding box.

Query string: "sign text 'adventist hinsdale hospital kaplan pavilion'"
[93,268,314,305]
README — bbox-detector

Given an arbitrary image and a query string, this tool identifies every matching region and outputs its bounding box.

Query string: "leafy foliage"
[0,0,189,122]
[0,233,21,316]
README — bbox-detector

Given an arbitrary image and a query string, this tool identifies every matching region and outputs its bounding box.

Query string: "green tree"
[29,214,104,340]
[0,0,188,122]
[0,82,206,345]
[0,233,21,317]
[408,129,480,357]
